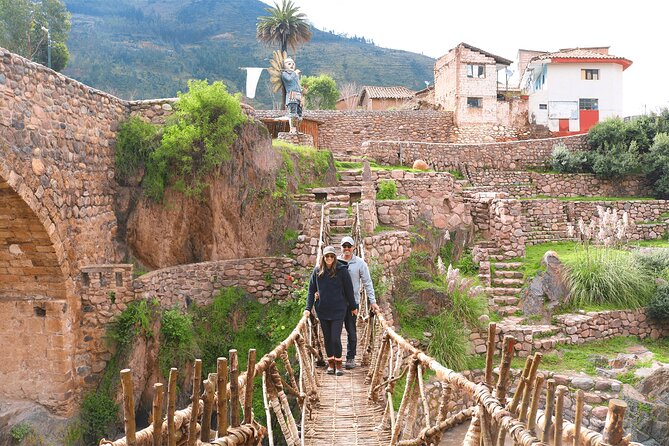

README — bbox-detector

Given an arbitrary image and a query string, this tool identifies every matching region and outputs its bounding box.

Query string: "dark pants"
[344,309,357,360]
[320,319,344,358]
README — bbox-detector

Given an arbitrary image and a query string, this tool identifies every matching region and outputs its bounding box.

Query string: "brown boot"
[335,358,344,376]
[326,358,335,375]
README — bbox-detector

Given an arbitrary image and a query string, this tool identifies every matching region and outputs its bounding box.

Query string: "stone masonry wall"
[363,134,588,171]
[255,109,457,155]
[467,171,653,198]
[133,257,304,307]
[363,231,412,272]
[489,199,526,258]
[376,200,417,229]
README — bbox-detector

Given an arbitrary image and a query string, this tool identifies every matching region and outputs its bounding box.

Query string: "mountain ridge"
[62,0,436,108]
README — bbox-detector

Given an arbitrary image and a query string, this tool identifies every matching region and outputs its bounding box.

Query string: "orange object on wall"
[559,119,569,132]
[579,110,599,132]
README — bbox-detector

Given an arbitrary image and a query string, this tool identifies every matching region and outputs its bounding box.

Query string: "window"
[467,97,482,108]
[539,104,548,110]
[579,98,599,110]
[581,69,599,80]
[467,64,485,78]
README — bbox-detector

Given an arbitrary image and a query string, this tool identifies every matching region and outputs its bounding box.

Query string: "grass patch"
[511,241,582,279]
[334,159,432,173]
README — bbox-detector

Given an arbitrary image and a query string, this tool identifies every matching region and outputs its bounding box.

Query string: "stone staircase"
[488,262,524,316]
[495,317,573,357]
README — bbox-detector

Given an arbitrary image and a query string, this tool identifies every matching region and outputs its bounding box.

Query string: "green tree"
[301,74,339,110]
[0,0,71,71]
[256,0,312,53]
[643,133,669,198]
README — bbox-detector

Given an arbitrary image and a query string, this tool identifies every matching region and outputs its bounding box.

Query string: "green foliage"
[634,249,669,277]
[590,140,641,177]
[159,308,197,378]
[564,248,654,309]
[148,80,247,200]
[643,133,669,198]
[588,117,629,150]
[376,179,398,200]
[10,423,33,442]
[106,300,154,352]
[301,74,339,110]
[272,140,331,198]
[114,116,160,184]
[0,0,71,71]
[80,392,119,445]
[648,283,669,320]
[550,144,590,173]
[455,251,478,277]
[256,0,312,53]
[428,312,469,371]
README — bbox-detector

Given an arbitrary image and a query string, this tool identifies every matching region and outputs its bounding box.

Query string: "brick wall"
[363,134,588,171]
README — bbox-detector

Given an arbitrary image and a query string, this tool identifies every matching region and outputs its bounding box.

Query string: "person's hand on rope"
[303,309,311,317]
[370,303,381,314]
[351,308,358,316]
[314,291,320,301]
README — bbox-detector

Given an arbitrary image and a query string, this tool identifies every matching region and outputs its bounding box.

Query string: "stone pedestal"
[277,132,314,147]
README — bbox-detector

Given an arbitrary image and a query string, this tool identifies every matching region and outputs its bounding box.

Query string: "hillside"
[62,0,435,108]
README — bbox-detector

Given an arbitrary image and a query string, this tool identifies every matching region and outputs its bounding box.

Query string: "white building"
[520,47,632,133]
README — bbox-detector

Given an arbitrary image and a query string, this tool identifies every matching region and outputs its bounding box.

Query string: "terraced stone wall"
[362,134,587,171]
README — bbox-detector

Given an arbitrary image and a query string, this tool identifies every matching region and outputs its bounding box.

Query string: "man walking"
[339,236,380,369]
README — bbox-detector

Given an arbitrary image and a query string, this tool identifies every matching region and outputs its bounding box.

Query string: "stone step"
[494,306,520,317]
[493,270,523,279]
[532,335,572,351]
[492,296,520,306]
[329,207,350,216]
[338,180,362,187]
[492,262,523,270]
[491,278,525,287]
[487,287,521,296]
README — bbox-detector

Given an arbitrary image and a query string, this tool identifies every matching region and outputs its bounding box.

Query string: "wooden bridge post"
[152,383,164,446]
[602,399,628,446]
[120,369,136,446]
[495,335,516,401]
[167,368,177,446]
[201,373,216,442]
[541,379,556,444]
[554,385,568,446]
[187,359,202,446]
[527,373,545,435]
[368,333,390,402]
[229,349,241,427]
[244,349,257,424]
[519,352,542,423]
[390,359,418,445]
[573,389,584,446]
[485,323,497,387]
[509,356,533,414]
[217,357,229,437]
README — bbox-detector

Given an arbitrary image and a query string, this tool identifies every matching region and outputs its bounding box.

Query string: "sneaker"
[326,358,335,374]
[335,359,344,376]
[345,359,356,369]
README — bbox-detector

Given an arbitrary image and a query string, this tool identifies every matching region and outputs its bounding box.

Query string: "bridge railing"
[363,312,637,446]
[101,310,321,446]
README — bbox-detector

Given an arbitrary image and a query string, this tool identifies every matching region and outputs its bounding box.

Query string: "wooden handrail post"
[167,368,177,446]
[120,369,136,446]
[527,373,545,434]
[554,385,568,446]
[152,383,164,446]
[217,357,229,437]
[201,373,215,442]
[229,349,240,427]
[244,349,257,424]
[485,323,497,387]
[573,389,584,446]
[541,379,556,444]
[187,359,202,446]
[495,335,515,401]
[509,355,533,414]
[519,352,542,423]
[602,399,628,446]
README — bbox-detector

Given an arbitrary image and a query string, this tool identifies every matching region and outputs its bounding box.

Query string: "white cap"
[340,236,355,246]
[322,246,337,256]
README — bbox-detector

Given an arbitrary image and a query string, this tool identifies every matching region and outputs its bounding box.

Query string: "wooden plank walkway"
[303,332,391,446]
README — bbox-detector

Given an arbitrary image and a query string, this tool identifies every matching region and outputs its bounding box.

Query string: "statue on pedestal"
[269,51,303,133]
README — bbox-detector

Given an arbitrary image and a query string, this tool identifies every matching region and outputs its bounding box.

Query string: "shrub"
[10,423,33,441]
[114,116,160,185]
[376,179,398,200]
[649,283,669,319]
[590,141,641,178]
[146,80,247,201]
[564,248,654,309]
[428,312,469,371]
[643,133,669,198]
[158,309,197,377]
[634,249,669,277]
[455,251,478,277]
[550,144,590,173]
[588,117,628,150]
[80,392,119,445]
[106,300,154,352]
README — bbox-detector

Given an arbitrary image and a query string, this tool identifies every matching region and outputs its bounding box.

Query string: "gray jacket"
[339,255,376,305]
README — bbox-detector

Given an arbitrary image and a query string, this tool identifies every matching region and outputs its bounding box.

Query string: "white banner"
[244,67,264,99]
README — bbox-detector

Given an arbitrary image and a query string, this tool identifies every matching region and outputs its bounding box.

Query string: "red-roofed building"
[520,47,632,134]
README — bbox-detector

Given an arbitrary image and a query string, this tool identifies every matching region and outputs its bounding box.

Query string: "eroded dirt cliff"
[115,120,299,269]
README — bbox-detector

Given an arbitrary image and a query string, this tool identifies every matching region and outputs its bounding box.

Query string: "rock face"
[520,250,569,317]
[117,122,297,269]
[623,368,669,445]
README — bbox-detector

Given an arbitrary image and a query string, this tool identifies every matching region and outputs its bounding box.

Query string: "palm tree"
[256,0,312,53]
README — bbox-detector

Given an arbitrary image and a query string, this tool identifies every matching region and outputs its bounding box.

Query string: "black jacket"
[306,262,357,320]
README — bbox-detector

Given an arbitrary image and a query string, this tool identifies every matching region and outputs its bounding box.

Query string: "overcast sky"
[260,0,668,116]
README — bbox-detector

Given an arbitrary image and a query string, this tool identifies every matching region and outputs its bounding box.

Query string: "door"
[559,119,569,132]
[579,110,599,132]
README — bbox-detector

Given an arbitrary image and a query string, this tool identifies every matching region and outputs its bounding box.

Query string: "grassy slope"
[62,0,435,106]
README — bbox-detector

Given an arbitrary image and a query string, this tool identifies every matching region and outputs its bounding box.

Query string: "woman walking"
[304,246,358,376]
